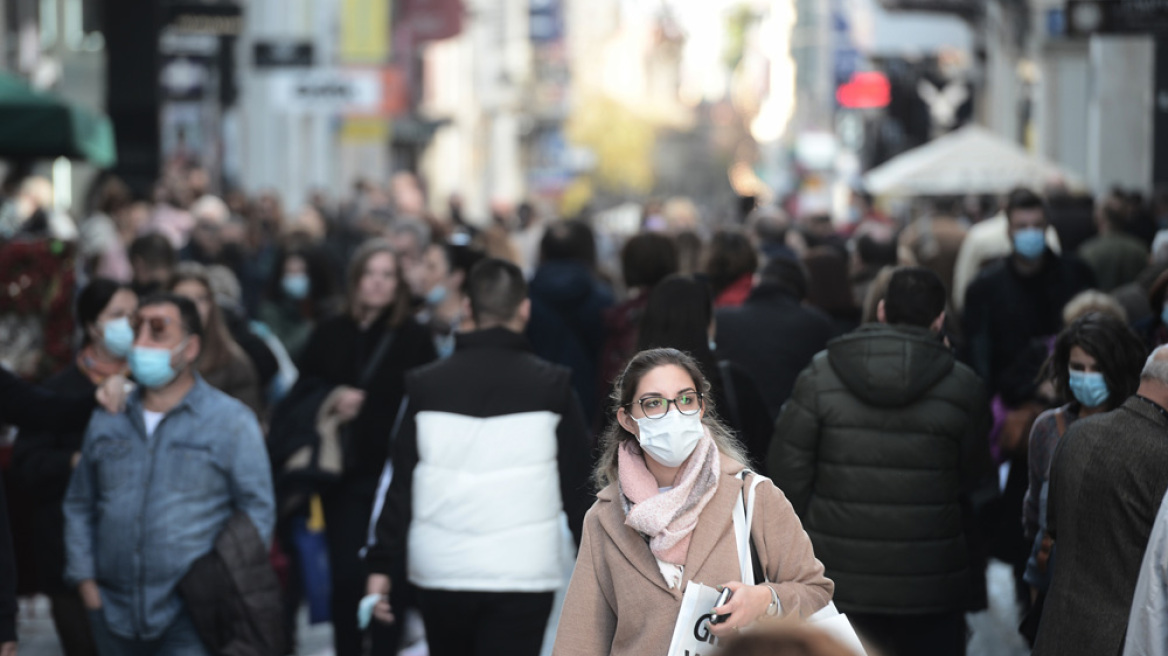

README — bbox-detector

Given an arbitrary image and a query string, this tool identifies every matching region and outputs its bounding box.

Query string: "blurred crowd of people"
[1,161,1168,656]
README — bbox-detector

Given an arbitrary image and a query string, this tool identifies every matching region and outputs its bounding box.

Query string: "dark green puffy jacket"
[767,324,994,615]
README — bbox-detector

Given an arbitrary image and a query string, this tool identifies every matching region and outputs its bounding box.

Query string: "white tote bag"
[666,472,866,656]
[665,473,768,656]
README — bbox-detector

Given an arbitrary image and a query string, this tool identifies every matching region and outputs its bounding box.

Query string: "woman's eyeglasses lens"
[639,394,701,419]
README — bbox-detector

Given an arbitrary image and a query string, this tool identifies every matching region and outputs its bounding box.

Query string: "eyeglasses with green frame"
[627,391,704,419]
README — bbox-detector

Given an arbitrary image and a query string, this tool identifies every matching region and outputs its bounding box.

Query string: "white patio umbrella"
[863,125,1083,196]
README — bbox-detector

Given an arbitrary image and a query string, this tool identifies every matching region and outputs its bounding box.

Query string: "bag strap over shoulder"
[1054,408,1067,439]
[733,469,771,585]
[358,330,396,387]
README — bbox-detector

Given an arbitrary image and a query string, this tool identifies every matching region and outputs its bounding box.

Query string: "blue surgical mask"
[102,317,134,358]
[1161,303,1168,327]
[282,273,310,300]
[436,333,456,359]
[1068,370,1110,408]
[425,284,448,306]
[129,340,188,389]
[1013,228,1046,260]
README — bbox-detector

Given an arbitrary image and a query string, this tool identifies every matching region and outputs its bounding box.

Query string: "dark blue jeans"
[88,608,209,656]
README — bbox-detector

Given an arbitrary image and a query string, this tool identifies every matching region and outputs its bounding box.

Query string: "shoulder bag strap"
[1054,408,1067,439]
[357,329,396,388]
[734,470,772,585]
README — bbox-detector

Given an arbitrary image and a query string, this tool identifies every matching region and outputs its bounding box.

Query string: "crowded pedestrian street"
[3,1,1168,656]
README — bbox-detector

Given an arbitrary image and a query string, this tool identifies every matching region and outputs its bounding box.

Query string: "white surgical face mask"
[634,410,704,468]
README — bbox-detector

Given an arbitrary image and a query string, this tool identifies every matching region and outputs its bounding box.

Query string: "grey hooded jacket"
[768,324,994,615]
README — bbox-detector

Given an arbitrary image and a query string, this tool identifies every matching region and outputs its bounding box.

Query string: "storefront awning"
[0,74,117,168]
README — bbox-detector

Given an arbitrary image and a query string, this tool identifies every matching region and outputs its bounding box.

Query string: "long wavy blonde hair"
[594,348,750,491]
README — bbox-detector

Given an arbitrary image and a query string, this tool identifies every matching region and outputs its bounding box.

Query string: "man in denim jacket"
[64,294,274,655]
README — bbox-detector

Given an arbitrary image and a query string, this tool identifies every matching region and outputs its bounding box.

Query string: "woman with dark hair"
[636,275,774,469]
[258,244,340,360]
[803,247,861,335]
[170,262,263,415]
[291,238,437,656]
[12,278,137,656]
[1020,312,1147,638]
[1024,312,1147,542]
[554,348,832,655]
[599,233,679,389]
[705,230,759,308]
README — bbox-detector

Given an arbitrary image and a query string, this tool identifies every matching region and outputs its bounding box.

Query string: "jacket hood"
[827,324,955,407]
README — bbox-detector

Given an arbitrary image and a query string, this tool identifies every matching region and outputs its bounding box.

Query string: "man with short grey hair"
[1034,345,1168,656]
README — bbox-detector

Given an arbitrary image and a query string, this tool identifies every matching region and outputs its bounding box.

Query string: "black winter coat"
[180,512,285,656]
[12,363,95,593]
[526,261,614,425]
[768,324,995,615]
[962,251,1094,395]
[294,314,437,479]
[710,360,773,471]
[0,366,94,432]
[0,366,96,643]
[715,284,836,419]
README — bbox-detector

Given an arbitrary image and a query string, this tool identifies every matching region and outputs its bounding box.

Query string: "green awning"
[0,74,117,168]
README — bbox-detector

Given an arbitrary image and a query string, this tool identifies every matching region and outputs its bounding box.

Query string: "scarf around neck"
[619,431,720,566]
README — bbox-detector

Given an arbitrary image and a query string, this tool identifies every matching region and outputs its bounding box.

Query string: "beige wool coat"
[553,455,834,655]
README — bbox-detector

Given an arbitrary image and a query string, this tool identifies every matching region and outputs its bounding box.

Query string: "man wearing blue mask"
[962,188,1096,396]
[63,294,275,656]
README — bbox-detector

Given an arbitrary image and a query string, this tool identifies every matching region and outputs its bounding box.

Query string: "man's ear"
[616,406,639,437]
[930,310,947,334]
[876,299,887,324]
[516,298,532,325]
[461,297,474,326]
[181,335,202,366]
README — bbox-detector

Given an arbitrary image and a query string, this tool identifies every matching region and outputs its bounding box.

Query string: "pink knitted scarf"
[619,432,720,565]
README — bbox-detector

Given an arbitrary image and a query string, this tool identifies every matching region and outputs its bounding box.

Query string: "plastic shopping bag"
[809,602,867,656]
[666,580,727,656]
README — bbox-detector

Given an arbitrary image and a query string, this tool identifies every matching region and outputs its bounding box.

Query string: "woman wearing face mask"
[1019,312,1146,639]
[258,245,339,361]
[288,238,437,656]
[554,348,833,655]
[12,278,137,656]
[170,263,263,416]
